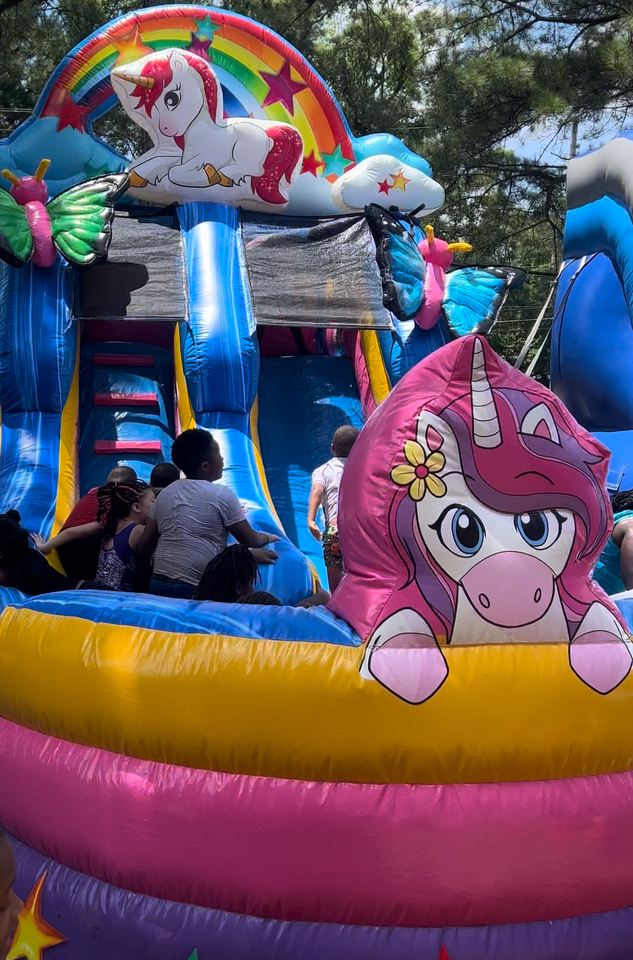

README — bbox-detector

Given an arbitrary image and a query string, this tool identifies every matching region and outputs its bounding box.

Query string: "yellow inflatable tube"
[1,606,633,784]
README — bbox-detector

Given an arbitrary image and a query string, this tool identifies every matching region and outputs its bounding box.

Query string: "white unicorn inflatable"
[112,49,303,210]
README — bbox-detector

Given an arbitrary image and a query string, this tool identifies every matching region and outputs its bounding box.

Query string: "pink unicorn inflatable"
[330,336,633,703]
[112,49,303,208]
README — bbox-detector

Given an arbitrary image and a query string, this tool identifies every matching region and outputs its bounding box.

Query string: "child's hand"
[31,533,47,553]
[264,534,281,544]
[308,521,322,542]
[250,547,279,565]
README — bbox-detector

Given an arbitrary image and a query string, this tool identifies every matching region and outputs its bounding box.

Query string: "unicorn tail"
[251,125,303,206]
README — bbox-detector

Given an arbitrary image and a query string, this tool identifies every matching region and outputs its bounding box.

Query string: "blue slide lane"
[177,202,315,604]
[0,259,76,534]
[257,356,364,585]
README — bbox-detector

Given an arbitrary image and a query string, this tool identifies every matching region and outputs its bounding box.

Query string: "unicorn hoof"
[129,171,148,188]
[204,164,233,188]
[369,634,449,704]
[569,632,632,694]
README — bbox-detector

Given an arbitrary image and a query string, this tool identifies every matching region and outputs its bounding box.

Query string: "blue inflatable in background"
[552,130,633,488]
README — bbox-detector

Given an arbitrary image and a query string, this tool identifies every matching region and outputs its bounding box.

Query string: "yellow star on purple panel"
[260,60,307,114]
[6,873,66,960]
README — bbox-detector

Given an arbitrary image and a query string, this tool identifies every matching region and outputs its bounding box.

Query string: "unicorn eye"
[431,504,485,557]
[514,510,566,550]
[164,90,180,110]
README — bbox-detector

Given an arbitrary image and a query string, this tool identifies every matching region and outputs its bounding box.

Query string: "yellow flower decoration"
[391,439,446,501]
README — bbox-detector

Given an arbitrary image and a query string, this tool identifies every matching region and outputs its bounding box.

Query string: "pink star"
[261,60,307,115]
[378,178,391,195]
[189,34,211,60]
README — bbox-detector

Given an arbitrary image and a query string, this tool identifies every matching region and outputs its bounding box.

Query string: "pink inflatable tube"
[2,717,633,928]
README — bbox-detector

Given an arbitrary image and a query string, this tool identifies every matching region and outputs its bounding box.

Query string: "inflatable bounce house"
[552,131,633,490]
[1,6,632,960]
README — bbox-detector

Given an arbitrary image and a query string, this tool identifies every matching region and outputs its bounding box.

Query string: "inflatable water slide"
[552,130,633,490]
[3,6,633,960]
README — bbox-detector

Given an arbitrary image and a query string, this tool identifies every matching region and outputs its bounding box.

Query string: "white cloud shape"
[331,154,445,215]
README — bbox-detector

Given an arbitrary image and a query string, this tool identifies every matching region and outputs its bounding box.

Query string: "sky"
[505,113,633,164]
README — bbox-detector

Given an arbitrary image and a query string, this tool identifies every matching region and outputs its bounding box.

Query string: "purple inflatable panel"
[8,834,633,960]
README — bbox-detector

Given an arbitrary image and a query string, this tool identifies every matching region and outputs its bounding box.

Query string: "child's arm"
[32,521,100,554]
[307,483,324,541]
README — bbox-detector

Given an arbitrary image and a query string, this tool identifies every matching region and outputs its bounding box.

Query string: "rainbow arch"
[35,4,356,178]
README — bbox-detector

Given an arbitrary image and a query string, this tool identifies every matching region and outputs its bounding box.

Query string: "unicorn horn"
[112,69,154,89]
[471,338,501,448]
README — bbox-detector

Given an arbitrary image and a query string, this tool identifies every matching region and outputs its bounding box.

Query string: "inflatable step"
[93,392,159,407]
[92,353,155,367]
[94,441,162,455]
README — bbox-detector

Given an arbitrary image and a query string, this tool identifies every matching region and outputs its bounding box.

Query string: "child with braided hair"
[94,481,155,591]
[35,481,155,591]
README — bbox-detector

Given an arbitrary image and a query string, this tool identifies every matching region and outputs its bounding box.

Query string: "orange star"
[110,22,153,65]
[7,873,66,960]
[389,169,412,192]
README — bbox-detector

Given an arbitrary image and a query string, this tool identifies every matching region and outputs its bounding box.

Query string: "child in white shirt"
[307,425,359,592]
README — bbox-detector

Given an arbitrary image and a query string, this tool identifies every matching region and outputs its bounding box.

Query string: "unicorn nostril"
[534,588,542,603]
[478,593,490,609]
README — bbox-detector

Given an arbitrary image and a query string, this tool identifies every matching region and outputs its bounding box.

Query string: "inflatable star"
[261,60,307,115]
[389,169,412,192]
[321,143,354,178]
[194,15,220,41]
[110,23,152,65]
[41,89,91,133]
[6,873,66,960]
[301,151,324,177]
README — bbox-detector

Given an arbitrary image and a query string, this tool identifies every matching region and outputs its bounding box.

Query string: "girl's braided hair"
[193,545,260,602]
[97,480,150,539]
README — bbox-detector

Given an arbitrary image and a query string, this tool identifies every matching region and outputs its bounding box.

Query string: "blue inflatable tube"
[177,203,315,603]
[0,260,76,535]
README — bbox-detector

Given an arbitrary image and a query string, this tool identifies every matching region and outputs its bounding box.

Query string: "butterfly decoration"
[0,159,129,270]
[365,203,526,337]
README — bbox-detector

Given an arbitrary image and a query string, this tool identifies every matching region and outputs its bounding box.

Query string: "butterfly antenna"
[34,159,51,182]
[1,169,19,186]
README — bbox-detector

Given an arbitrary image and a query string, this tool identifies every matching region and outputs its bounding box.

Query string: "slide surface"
[258,355,364,584]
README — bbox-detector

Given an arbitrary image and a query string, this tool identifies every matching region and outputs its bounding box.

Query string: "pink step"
[93,353,155,367]
[94,392,158,407]
[94,441,162,454]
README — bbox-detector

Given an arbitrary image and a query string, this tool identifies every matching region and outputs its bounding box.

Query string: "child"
[150,461,180,496]
[193,544,261,602]
[140,429,279,598]
[0,830,23,960]
[94,481,155,591]
[36,481,155,592]
[307,424,359,592]
[57,465,137,579]
[2,511,104,595]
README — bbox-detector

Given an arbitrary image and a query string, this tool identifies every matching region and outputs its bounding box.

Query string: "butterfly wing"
[0,188,33,268]
[47,173,129,267]
[443,266,527,337]
[365,203,425,321]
